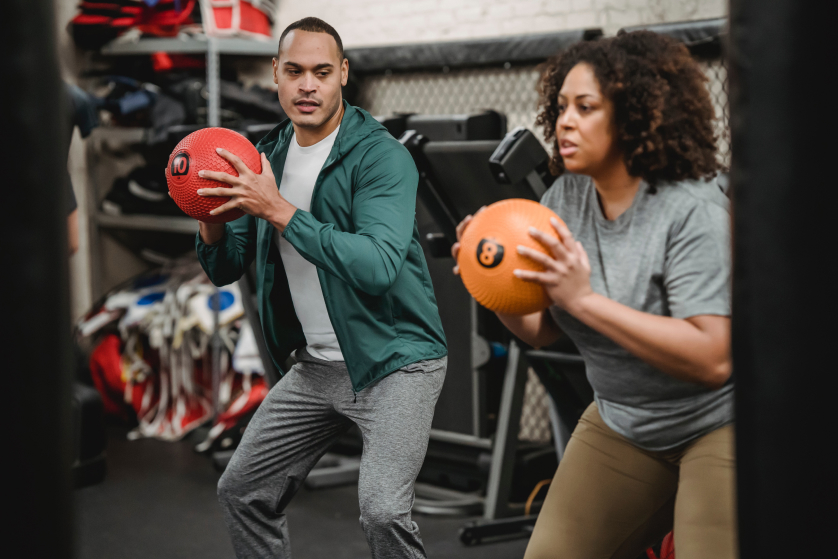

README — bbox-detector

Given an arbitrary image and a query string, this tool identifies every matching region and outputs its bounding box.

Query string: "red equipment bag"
[136,0,198,37]
[646,531,675,559]
[200,0,274,40]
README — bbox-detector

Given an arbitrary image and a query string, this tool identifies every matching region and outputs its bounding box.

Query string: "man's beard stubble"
[295,93,342,130]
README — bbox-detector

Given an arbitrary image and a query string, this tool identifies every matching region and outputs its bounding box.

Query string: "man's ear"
[272,58,279,85]
[341,58,349,87]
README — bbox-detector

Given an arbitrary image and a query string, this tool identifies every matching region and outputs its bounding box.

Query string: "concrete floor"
[74,426,531,559]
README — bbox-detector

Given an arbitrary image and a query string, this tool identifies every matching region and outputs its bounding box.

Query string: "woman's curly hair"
[536,31,720,183]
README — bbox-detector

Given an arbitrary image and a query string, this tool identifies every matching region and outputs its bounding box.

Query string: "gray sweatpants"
[217,347,447,559]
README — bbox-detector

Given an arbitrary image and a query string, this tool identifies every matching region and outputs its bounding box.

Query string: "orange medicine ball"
[457,199,564,315]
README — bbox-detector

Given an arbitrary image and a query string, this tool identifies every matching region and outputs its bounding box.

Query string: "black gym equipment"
[459,345,590,545]
[393,114,600,542]
[71,383,108,488]
[346,28,603,75]
[4,0,74,557]
[729,0,837,556]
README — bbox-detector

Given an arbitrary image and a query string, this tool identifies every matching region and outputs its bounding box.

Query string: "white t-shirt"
[274,126,342,361]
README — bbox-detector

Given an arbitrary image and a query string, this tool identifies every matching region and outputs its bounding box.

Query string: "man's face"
[273,30,348,129]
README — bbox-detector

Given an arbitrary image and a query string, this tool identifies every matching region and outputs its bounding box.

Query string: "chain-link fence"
[355,30,730,445]
[359,65,543,141]
[357,50,730,170]
[701,57,731,170]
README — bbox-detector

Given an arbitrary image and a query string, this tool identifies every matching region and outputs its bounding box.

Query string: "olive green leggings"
[524,403,737,559]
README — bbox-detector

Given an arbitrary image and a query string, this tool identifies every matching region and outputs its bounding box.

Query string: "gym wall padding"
[345,29,603,75]
[729,0,838,556]
[620,17,726,58]
[1,1,74,557]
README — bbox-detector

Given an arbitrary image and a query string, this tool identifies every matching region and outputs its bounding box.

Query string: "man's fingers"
[216,148,250,177]
[260,152,273,175]
[451,241,460,260]
[209,199,240,216]
[452,264,460,276]
[197,186,237,198]
[198,170,238,185]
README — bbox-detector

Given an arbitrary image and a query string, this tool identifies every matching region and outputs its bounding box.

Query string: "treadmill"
[397,116,596,544]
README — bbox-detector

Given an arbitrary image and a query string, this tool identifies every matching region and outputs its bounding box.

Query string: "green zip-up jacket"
[196,102,447,392]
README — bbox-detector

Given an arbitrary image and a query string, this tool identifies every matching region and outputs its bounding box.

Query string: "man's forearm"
[199,222,226,244]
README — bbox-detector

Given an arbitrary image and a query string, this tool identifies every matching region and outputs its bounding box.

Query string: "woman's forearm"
[569,293,731,389]
[496,309,563,349]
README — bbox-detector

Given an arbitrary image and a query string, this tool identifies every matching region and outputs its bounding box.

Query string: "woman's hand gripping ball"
[514,218,594,314]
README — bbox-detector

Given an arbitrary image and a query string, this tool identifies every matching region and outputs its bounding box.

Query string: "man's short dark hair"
[278,17,344,60]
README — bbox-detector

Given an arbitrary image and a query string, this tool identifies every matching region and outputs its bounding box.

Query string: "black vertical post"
[1,1,73,558]
[729,0,838,556]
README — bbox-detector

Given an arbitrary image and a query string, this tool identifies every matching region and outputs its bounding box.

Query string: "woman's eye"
[579,105,591,112]
[557,104,567,113]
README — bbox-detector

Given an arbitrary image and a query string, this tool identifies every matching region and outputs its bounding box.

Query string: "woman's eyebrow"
[558,92,597,101]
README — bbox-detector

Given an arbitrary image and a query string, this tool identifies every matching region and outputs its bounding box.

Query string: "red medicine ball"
[166,127,262,223]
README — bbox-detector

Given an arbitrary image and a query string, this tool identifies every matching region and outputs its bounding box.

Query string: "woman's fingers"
[451,241,460,260]
[455,215,473,241]
[577,241,591,271]
[529,226,566,259]
[512,269,550,284]
[455,206,486,241]
[551,217,576,251]
[517,245,554,268]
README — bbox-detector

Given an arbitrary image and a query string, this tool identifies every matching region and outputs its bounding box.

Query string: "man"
[64,81,98,254]
[195,17,448,559]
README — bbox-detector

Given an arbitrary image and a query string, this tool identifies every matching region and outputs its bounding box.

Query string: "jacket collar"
[259,101,374,167]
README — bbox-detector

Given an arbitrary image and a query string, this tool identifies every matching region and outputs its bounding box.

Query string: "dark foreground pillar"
[0,1,73,557]
[729,0,838,556]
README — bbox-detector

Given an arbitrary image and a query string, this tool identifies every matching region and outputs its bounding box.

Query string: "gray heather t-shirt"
[541,173,733,451]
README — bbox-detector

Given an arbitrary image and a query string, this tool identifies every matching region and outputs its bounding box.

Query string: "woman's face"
[556,63,620,176]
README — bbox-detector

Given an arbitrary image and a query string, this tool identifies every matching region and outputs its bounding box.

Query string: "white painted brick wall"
[276,0,727,47]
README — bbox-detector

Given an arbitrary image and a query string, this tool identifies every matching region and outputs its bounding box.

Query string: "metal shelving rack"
[87,34,278,418]
[88,35,276,296]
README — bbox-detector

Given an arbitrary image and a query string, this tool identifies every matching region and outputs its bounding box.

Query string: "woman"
[453,31,735,558]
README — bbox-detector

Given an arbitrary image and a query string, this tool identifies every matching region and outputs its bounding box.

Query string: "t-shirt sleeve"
[539,174,568,213]
[663,201,731,319]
